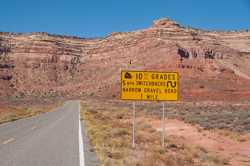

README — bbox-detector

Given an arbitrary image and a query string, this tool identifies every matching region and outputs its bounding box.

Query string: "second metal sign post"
[120,71,179,148]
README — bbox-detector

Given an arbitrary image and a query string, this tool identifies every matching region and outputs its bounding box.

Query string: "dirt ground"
[81,99,250,166]
[148,119,250,166]
[134,101,250,166]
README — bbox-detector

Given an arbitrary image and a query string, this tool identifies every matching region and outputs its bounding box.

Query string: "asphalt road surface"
[0,100,99,166]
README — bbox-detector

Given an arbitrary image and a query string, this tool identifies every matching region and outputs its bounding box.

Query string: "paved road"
[0,100,99,166]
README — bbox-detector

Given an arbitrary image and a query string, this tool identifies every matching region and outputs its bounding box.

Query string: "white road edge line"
[79,102,85,166]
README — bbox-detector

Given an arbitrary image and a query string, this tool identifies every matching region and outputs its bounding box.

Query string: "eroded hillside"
[0,18,250,101]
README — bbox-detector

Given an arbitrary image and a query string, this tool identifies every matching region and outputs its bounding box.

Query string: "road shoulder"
[81,121,100,166]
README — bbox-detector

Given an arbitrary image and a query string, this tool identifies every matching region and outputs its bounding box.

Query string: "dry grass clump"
[81,99,229,166]
[81,104,131,165]
[0,102,61,124]
[191,146,229,166]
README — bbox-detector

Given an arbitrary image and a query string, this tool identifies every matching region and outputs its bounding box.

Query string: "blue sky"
[1,0,250,37]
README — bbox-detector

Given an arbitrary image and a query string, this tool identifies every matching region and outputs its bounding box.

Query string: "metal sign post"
[132,102,136,148]
[120,71,179,149]
[161,102,165,148]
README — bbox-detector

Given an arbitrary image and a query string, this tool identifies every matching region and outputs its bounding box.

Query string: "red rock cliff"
[0,18,250,101]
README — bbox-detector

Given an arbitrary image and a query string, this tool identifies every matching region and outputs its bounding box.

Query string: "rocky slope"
[0,18,250,101]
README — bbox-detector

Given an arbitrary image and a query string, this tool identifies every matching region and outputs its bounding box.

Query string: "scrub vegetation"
[80,99,229,166]
[165,103,250,133]
[128,102,250,133]
[0,100,62,124]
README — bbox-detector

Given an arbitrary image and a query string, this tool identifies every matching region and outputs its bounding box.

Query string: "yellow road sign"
[120,71,179,101]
